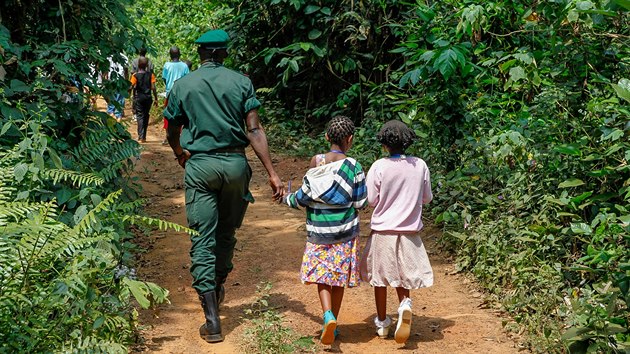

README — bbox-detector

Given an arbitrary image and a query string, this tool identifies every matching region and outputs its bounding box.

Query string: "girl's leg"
[375,286,387,321]
[394,287,412,344]
[331,286,345,319]
[317,284,332,312]
[318,284,337,344]
[395,287,410,302]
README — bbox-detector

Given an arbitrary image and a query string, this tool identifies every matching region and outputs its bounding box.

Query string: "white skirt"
[360,231,434,289]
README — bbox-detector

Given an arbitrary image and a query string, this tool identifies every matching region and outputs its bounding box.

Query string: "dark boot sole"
[201,333,223,343]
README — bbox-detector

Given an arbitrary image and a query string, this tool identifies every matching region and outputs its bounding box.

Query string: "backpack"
[133,72,152,100]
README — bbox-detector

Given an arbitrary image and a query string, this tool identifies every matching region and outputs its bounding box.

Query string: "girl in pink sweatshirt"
[360,120,434,344]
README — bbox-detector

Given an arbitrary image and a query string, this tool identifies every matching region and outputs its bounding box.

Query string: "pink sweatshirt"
[366,156,433,232]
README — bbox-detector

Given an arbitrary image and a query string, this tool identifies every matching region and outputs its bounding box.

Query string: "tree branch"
[58,0,67,42]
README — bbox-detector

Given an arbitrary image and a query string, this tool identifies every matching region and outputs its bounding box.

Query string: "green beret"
[195,29,229,49]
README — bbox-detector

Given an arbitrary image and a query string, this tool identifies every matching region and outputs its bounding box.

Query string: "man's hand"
[269,174,284,201]
[175,149,191,168]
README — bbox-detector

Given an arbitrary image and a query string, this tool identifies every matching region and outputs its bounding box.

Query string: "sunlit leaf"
[509,66,526,82]
[571,223,592,235]
[611,78,630,103]
[308,29,322,40]
[559,179,585,188]
[554,144,582,156]
[304,5,320,14]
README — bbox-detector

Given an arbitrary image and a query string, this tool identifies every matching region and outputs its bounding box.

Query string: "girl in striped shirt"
[283,115,367,345]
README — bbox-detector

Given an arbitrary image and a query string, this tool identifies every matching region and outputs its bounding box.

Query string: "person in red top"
[129,57,158,143]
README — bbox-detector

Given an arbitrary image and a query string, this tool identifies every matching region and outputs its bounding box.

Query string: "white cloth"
[360,231,433,289]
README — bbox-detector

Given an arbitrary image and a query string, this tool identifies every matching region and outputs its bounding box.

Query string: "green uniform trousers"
[184,152,253,294]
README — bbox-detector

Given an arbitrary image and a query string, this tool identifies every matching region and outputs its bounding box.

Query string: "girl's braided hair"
[326,115,355,145]
[376,120,417,151]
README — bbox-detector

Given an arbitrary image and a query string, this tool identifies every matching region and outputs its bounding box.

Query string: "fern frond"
[0,201,58,226]
[115,199,145,214]
[97,161,131,182]
[73,189,123,233]
[72,133,139,167]
[43,169,105,187]
[0,167,17,202]
[104,214,198,235]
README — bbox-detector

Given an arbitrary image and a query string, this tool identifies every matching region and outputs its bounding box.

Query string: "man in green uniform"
[164,29,284,343]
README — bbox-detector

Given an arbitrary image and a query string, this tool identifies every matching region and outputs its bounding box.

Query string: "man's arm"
[246,109,284,201]
[167,122,189,167]
[164,89,190,167]
[151,74,158,105]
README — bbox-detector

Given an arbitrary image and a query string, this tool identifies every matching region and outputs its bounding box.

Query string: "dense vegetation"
[214,0,629,352]
[0,0,186,352]
[1,0,627,352]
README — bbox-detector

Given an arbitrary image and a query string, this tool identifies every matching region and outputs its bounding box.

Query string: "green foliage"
[218,0,629,352]
[0,0,192,351]
[131,0,232,72]
[242,281,315,354]
[390,1,630,351]
[227,0,412,126]
[0,111,187,350]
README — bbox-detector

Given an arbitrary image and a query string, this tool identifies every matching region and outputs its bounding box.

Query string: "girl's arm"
[284,187,312,210]
[365,162,379,207]
[352,165,368,209]
[283,155,317,208]
[422,166,433,204]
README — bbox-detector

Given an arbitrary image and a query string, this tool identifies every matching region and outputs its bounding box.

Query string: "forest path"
[122,108,523,353]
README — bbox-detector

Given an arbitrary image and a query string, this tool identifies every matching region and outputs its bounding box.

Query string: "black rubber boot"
[216,278,226,306]
[199,291,223,343]
[217,284,225,305]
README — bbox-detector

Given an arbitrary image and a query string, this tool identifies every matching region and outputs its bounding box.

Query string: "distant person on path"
[131,47,154,74]
[164,29,284,343]
[184,59,193,71]
[162,46,189,144]
[131,47,154,122]
[282,115,367,345]
[129,57,158,143]
[105,54,128,121]
[360,120,434,344]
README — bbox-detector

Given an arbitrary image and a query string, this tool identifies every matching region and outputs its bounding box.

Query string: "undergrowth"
[241,281,316,354]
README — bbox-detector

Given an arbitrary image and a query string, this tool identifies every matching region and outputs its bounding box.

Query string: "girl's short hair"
[376,120,417,151]
[326,116,355,145]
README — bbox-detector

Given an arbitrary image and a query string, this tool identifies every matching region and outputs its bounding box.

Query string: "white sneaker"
[374,315,392,338]
[395,297,412,343]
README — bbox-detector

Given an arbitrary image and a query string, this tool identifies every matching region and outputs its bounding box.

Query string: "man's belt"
[209,147,246,154]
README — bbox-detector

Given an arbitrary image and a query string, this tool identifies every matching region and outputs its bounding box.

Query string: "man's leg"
[214,155,252,292]
[162,97,169,145]
[214,225,237,286]
[116,94,125,119]
[132,94,138,121]
[186,189,219,295]
[137,99,151,141]
[185,156,224,343]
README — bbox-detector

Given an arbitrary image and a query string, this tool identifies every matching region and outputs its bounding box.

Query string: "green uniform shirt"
[164,62,261,154]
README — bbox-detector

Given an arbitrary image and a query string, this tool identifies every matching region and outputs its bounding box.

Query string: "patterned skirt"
[360,231,433,289]
[300,237,360,287]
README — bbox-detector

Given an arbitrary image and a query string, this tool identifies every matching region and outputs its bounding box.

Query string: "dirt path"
[125,112,523,353]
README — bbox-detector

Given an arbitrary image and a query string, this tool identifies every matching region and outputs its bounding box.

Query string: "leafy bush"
[0,0,192,351]
[219,0,629,352]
